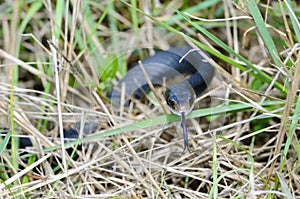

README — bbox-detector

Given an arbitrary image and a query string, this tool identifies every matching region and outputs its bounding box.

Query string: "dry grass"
[0,0,299,198]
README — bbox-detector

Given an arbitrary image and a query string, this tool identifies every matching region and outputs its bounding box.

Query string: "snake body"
[110,46,214,109]
[7,46,214,151]
[111,46,215,152]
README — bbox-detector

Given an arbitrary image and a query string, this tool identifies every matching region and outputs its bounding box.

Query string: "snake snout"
[164,82,196,115]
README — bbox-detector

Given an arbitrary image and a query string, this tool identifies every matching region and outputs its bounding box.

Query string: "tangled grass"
[0,0,299,198]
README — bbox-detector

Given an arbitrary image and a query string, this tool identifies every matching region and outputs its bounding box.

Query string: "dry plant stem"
[195,33,261,102]
[267,51,300,182]
[0,48,93,106]
[8,0,18,71]
[21,33,52,55]
[0,101,54,147]
[242,26,255,49]
[264,0,271,23]
[0,156,109,197]
[278,0,294,48]
[227,70,281,152]
[2,21,11,79]
[227,1,243,133]
[122,135,169,199]
[48,44,70,113]
[0,49,50,81]
[61,0,76,104]
[2,141,137,197]
[184,13,252,22]
[223,0,233,51]
[46,0,69,172]
[232,153,281,198]
[138,60,169,114]
[0,1,297,197]
[0,153,52,190]
[92,90,116,126]
[51,44,68,172]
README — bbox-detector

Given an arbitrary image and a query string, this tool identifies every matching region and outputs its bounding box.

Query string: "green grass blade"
[247,0,281,67]
[37,100,283,153]
[130,0,139,30]
[0,132,11,156]
[54,0,64,39]
[280,89,300,172]
[87,0,115,44]
[174,9,288,94]
[284,0,300,42]
[209,137,218,199]
[120,0,287,94]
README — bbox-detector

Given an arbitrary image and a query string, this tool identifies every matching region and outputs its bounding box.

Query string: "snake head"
[164,82,196,115]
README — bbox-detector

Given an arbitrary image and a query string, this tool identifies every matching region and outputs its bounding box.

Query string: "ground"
[0,1,299,198]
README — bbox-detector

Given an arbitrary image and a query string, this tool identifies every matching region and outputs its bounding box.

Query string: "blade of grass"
[284,0,300,42]
[54,0,64,39]
[248,136,255,197]
[130,0,139,30]
[10,0,43,180]
[162,178,173,199]
[119,0,288,94]
[36,66,54,131]
[0,132,11,156]
[247,0,281,67]
[267,51,300,189]
[165,0,221,25]
[0,153,52,190]
[280,60,300,172]
[108,3,122,72]
[119,0,250,78]
[9,41,18,179]
[280,94,300,168]
[208,135,218,199]
[217,135,251,156]
[35,100,284,154]
[276,172,293,199]
[174,9,288,94]
[86,0,114,45]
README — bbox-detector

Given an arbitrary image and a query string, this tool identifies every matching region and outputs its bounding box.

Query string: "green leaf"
[0,131,11,156]
[251,78,264,91]
[100,53,119,82]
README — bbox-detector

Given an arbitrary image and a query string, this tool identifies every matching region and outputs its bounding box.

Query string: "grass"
[0,0,299,198]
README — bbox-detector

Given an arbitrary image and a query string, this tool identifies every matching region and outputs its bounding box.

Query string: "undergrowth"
[0,0,299,198]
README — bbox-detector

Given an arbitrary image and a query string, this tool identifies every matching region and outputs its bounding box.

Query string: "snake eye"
[165,89,177,109]
[167,96,176,108]
[165,88,178,111]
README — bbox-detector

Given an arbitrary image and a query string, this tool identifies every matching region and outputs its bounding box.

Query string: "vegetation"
[0,0,299,198]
